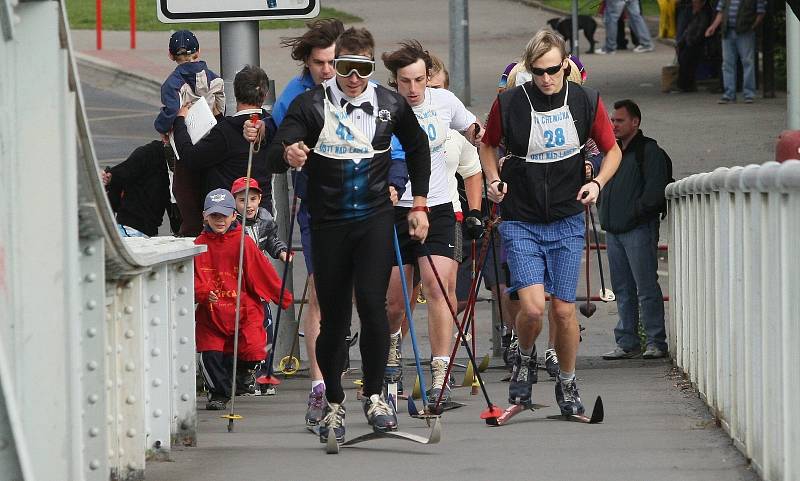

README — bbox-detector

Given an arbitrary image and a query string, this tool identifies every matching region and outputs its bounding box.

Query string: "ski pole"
[432,203,498,412]
[588,205,612,301]
[420,244,502,424]
[481,174,507,341]
[225,113,260,432]
[279,275,309,376]
[584,162,612,302]
[257,166,301,386]
[578,196,597,318]
[392,226,430,414]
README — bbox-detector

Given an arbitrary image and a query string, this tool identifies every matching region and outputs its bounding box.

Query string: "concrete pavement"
[72,0,781,478]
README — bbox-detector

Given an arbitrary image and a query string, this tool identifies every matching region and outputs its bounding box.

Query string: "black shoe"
[205,395,229,410]
[508,345,538,405]
[555,376,585,416]
[362,394,398,432]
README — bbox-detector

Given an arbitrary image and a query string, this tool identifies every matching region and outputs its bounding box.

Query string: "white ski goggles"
[334,56,375,78]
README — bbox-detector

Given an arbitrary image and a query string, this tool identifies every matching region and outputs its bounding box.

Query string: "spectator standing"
[596,0,655,54]
[600,100,669,360]
[704,0,765,103]
[675,0,713,92]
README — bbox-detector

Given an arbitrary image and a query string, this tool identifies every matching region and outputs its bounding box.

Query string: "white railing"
[665,160,800,481]
[0,2,205,480]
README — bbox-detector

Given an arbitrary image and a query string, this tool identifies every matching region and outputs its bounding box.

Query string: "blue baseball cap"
[203,189,236,216]
[169,30,199,55]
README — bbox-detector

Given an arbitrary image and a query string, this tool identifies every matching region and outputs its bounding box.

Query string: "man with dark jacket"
[173,65,276,224]
[600,99,669,360]
[103,140,178,237]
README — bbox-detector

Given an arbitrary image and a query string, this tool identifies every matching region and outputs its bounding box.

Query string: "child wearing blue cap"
[194,188,292,410]
[154,30,225,140]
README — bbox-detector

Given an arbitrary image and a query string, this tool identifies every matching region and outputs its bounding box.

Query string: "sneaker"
[305,384,327,426]
[717,97,734,104]
[235,370,256,396]
[633,44,654,53]
[642,345,668,359]
[544,348,560,378]
[555,376,585,416]
[594,47,615,55]
[503,337,519,371]
[426,358,453,407]
[205,397,228,411]
[318,402,346,444]
[362,394,398,432]
[508,346,538,406]
[601,346,641,360]
[384,331,403,390]
[744,97,754,104]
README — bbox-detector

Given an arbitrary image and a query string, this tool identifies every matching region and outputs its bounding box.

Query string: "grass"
[540,0,662,18]
[65,0,361,31]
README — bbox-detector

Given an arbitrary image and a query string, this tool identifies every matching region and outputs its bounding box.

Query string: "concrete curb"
[75,51,161,99]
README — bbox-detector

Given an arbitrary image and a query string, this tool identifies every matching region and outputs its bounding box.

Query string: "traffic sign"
[157,0,320,23]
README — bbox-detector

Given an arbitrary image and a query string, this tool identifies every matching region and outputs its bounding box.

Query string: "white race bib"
[314,96,388,160]
[522,82,582,163]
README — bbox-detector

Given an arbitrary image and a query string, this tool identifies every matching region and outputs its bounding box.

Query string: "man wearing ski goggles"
[334,55,376,79]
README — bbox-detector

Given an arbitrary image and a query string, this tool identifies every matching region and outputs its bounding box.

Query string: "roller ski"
[313,394,440,454]
[546,376,604,424]
[492,345,548,426]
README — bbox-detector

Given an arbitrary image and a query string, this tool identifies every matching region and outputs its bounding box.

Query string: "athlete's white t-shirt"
[445,129,481,213]
[398,88,477,208]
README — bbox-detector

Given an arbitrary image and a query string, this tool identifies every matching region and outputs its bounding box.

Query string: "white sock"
[392,328,402,337]
[518,344,534,357]
[311,380,324,391]
[432,356,450,364]
[559,371,575,382]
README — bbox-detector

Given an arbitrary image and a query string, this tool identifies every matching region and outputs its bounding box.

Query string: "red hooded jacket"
[194,223,292,360]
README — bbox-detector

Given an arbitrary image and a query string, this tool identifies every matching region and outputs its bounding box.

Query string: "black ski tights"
[312,210,394,404]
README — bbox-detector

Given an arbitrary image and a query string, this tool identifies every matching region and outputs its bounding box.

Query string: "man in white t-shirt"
[382,41,481,409]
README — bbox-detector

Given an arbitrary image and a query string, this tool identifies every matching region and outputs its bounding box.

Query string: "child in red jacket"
[194,188,293,410]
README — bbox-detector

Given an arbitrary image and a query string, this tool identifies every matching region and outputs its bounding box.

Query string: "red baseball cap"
[231,177,262,195]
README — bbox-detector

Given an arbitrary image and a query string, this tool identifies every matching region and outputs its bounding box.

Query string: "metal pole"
[449,0,471,105]
[788,4,800,129]
[761,0,775,98]
[219,21,260,115]
[571,0,580,57]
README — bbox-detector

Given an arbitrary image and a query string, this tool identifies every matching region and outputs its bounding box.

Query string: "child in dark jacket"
[155,30,225,139]
[231,177,291,392]
[194,188,292,410]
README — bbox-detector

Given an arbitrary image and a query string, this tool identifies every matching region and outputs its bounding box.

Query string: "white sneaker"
[594,47,615,55]
[633,45,654,53]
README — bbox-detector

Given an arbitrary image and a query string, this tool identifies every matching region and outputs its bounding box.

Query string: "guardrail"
[0,3,205,480]
[665,160,800,481]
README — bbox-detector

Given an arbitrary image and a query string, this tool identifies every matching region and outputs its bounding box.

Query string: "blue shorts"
[297,204,313,275]
[498,213,585,302]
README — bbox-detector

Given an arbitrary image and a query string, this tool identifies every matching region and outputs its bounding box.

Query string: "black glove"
[464,209,484,240]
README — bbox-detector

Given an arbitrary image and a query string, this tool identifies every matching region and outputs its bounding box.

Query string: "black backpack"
[635,136,675,219]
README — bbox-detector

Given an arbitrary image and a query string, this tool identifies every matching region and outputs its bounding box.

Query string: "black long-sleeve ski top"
[266,84,430,228]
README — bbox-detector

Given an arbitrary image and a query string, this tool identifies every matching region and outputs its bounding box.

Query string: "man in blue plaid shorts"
[479,31,621,416]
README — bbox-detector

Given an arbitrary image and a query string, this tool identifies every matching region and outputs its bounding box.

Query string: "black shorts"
[394,203,457,265]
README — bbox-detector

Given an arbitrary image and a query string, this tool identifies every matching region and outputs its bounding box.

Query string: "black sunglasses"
[531,63,563,77]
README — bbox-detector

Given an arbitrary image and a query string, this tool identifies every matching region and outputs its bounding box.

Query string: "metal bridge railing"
[665,160,800,481]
